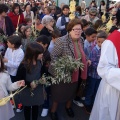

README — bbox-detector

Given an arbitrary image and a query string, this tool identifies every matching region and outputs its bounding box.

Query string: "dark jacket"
[5,16,15,36]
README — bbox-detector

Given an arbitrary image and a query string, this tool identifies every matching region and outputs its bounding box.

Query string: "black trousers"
[24,105,39,120]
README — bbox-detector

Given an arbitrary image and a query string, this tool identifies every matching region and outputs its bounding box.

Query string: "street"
[11,103,90,120]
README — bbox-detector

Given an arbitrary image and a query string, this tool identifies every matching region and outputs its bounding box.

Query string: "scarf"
[61,14,68,36]
[107,30,120,67]
[72,40,87,82]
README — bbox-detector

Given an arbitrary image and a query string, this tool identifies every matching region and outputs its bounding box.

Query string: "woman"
[31,0,38,17]
[40,15,54,41]
[8,3,25,30]
[0,4,15,36]
[99,0,106,17]
[83,7,99,25]
[49,18,87,120]
[23,3,34,23]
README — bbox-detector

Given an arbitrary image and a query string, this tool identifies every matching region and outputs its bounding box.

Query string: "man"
[89,29,120,120]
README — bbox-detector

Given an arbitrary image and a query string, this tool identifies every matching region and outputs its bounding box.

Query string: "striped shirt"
[88,45,101,79]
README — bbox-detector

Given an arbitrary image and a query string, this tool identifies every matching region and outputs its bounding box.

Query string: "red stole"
[107,30,120,67]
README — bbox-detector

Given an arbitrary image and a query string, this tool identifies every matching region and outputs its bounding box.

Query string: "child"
[80,19,90,43]
[16,42,44,120]
[25,17,32,27]
[56,5,70,36]
[84,31,107,113]
[84,27,97,66]
[18,23,26,38]
[48,30,61,53]
[0,54,25,120]
[22,26,33,52]
[36,35,51,117]
[3,35,24,83]
[35,15,44,32]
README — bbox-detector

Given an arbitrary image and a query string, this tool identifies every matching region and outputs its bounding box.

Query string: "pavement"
[11,103,90,120]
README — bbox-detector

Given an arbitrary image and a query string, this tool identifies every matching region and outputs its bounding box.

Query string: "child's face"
[14,7,19,14]
[27,21,32,26]
[86,33,97,42]
[112,19,117,25]
[20,26,25,33]
[37,53,43,60]
[97,38,105,48]
[25,28,32,37]
[7,41,14,49]
[35,19,40,24]
[62,8,69,16]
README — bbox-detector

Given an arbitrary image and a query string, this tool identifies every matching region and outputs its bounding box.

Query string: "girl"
[0,54,25,120]
[22,26,34,52]
[18,23,26,38]
[16,42,44,120]
[23,3,34,23]
[8,3,25,29]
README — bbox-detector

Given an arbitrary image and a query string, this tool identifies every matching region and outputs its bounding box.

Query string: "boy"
[36,35,51,117]
[56,5,70,36]
[48,30,61,53]
[84,31,107,113]
[84,27,97,66]
[3,35,24,112]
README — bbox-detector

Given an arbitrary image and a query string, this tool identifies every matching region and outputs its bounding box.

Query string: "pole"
[57,0,58,6]
[106,0,109,19]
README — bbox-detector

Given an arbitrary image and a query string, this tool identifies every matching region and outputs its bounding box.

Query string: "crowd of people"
[0,0,120,120]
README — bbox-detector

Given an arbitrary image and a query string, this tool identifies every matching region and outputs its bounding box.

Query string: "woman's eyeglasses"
[72,28,82,32]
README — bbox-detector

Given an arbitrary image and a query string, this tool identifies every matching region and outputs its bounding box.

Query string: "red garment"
[8,12,25,29]
[72,40,87,82]
[107,30,120,67]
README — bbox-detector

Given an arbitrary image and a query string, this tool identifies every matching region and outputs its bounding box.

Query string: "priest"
[89,29,120,120]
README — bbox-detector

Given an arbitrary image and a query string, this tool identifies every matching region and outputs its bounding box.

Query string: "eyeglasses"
[90,13,96,16]
[72,28,82,32]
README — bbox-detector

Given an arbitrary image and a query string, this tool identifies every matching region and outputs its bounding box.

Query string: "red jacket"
[8,12,25,29]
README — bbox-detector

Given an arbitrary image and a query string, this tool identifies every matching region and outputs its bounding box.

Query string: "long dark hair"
[23,42,44,73]
[0,54,5,72]
[12,3,23,14]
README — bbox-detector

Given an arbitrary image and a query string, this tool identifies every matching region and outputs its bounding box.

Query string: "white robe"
[89,32,120,120]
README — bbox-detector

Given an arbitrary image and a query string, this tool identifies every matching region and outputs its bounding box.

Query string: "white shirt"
[56,16,69,30]
[90,34,120,120]
[4,48,24,76]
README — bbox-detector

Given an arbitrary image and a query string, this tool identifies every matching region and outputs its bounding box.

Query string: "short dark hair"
[81,19,89,28]
[51,30,61,38]
[85,27,97,36]
[97,30,107,39]
[0,4,9,14]
[67,18,82,32]
[36,35,50,45]
[7,35,22,49]
[62,5,69,11]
